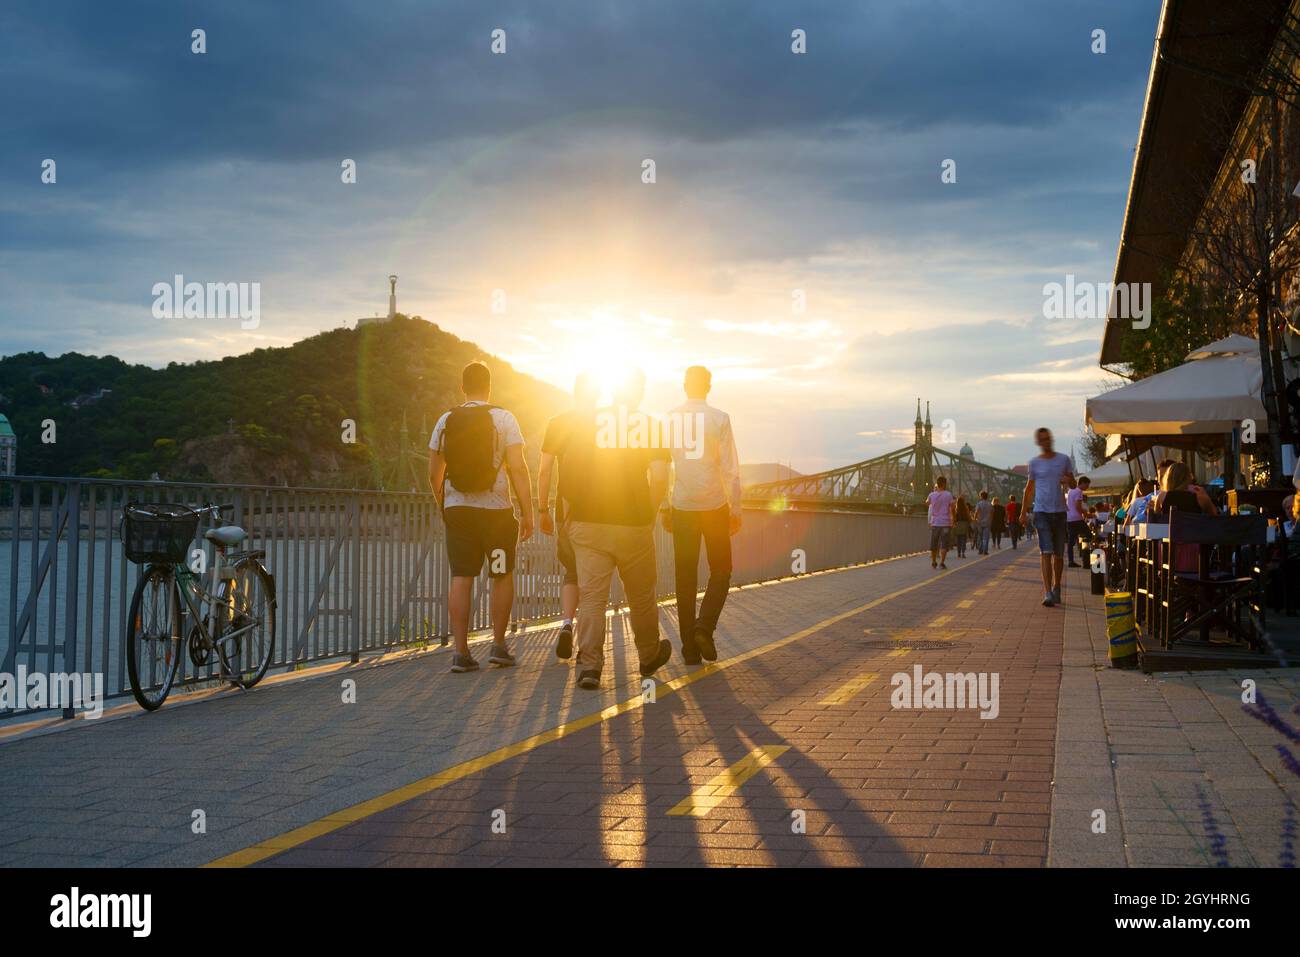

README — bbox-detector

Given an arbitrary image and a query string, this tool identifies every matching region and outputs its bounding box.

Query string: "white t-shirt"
[429,401,523,510]
[1065,486,1086,522]
[926,490,954,527]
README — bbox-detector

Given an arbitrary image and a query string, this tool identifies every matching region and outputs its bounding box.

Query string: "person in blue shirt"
[1122,478,1155,526]
[1020,427,1074,607]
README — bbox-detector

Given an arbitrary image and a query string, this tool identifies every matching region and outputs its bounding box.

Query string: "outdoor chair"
[1257,524,1299,616]
[1160,509,1267,649]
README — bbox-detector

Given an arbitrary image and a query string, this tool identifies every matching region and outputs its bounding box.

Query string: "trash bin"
[1104,590,1138,669]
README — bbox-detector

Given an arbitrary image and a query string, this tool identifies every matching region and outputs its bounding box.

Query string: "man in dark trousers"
[662,366,743,664]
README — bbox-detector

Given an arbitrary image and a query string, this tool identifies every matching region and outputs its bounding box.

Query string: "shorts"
[443,506,518,578]
[1034,511,1068,558]
[556,518,578,586]
[929,525,951,551]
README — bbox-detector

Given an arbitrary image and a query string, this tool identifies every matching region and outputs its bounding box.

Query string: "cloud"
[0,0,1161,474]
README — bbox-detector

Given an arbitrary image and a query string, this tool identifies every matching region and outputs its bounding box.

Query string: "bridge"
[1,473,1297,869]
[745,402,1026,510]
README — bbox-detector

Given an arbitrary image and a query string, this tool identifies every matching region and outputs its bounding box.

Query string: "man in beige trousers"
[564,370,673,690]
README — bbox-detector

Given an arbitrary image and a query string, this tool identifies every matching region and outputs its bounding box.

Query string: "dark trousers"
[672,505,732,650]
[1067,520,1089,563]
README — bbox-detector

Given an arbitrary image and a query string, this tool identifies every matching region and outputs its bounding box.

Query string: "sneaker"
[450,653,480,673]
[488,645,516,667]
[556,622,574,660]
[932,559,938,569]
[1042,592,1055,607]
[639,639,673,678]
[939,562,947,570]
[1051,587,1061,605]
[577,669,601,690]
[681,644,702,666]
[694,627,717,663]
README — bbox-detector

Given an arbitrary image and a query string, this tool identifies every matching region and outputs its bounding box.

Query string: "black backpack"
[440,404,501,493]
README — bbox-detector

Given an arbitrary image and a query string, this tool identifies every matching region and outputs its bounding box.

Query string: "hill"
[741,463,803,486]
[0,317,569,489]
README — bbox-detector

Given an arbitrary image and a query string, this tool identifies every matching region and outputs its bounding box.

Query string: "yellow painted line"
[886,648,911,658]
[957,599,973,608]
[205,552,992,867]
[666,745,791,817]
[865,627,986,642]
[927,614,952,627]
[818,672,879,705]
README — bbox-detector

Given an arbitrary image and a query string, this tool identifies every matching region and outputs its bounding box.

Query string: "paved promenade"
[1,547,1296,868]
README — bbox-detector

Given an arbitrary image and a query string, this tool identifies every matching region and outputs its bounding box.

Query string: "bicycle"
[122,502,277,711]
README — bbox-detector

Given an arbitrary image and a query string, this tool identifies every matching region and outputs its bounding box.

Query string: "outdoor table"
[1129,523,1168,639]
[1127,519,1274,649]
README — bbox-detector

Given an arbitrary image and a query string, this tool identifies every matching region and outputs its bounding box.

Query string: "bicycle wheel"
[126,565,182,711]
[214,559,276,688]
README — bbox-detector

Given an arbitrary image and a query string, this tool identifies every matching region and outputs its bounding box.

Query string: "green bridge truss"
[744,442,1026,511]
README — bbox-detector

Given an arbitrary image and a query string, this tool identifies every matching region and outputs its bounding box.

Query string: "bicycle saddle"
[204,525,247,546]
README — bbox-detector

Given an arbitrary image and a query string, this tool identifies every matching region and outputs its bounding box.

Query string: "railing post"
[350,496,361,663]
[62,481,80,720]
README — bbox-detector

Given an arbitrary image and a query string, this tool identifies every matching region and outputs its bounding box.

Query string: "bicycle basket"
[121,502,199,564]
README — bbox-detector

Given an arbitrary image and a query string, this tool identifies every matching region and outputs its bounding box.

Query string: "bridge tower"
[742,403,1024,511]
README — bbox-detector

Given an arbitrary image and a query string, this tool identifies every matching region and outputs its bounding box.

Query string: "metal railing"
[1,476,925,717]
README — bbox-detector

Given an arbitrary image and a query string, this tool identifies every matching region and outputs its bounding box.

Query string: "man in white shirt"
[926,476,955,570]
[661,366,743,664]
[1065,476,1090,567]
[429,361,534,673]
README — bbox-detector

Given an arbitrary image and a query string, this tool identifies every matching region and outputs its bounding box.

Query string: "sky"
[0,0,1160,472]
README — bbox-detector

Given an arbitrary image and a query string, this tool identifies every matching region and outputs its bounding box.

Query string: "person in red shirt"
[1005,494,1022,549]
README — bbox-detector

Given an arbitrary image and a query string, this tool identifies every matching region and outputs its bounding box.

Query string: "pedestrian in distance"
[927,476,955,569]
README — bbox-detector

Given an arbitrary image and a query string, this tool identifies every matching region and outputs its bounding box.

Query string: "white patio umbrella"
[1077,457,1136,495]
[1085,334,1270,436]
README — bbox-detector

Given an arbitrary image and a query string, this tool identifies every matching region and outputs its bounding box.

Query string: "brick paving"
[259,547,1060,867]
[11,540,1292,868]
[1050,563,1300,868]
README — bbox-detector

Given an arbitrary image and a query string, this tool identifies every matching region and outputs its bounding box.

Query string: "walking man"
[1066,475,1091,567]
[1021,427,1074,607]
[662,365,743,665]
[429,361,534,672]
[973,490,992,555]
[1005,494,1021,549]
[927,475,955,569]
[991,497,1006,550]
[565,370,673,690]
[537,372,599,659]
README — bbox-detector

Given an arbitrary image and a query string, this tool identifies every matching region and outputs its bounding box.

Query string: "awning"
[1099,0,1289,367]
[1086,335,1269,436]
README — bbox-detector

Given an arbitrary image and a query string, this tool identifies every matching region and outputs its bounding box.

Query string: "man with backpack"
[429,361,534,673]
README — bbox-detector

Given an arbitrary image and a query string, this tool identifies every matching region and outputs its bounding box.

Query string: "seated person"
[1149,462,1217,520]
[1149,462,1217,574]
[1122,478,1156,526]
